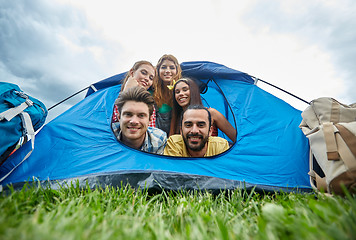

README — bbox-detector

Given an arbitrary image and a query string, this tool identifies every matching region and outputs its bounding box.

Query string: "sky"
[1,0,355,121]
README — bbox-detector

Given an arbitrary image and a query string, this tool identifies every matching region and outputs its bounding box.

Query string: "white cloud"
[1,0,355,123]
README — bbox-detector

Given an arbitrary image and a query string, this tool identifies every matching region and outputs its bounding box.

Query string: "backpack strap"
[330,99,340,123]
[334,126,356,170]
[323,122,340,161]
[0,99,33,121]
[308,147,328,192]
[0,110,35,184]
[336,124,356,159]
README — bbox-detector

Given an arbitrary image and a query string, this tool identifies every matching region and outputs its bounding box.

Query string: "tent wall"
[0,62,311,192]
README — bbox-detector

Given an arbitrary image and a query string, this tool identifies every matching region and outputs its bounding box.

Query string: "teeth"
[190,137,200,141]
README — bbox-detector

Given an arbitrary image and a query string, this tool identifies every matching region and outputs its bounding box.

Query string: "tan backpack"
[299,97,356,195]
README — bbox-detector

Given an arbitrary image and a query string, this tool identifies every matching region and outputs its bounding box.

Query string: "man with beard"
[164,105,229,157]
[112,86,167,154]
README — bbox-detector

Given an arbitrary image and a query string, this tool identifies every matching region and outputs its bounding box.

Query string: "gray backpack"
[299,97,356,195]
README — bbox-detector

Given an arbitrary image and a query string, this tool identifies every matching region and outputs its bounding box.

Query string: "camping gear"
[0,61,311,193]
[300,97,356,195]
[0,83,47,170]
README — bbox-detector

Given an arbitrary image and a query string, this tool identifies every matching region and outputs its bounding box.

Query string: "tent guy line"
[253,77,310,105]
[47,72,310,112]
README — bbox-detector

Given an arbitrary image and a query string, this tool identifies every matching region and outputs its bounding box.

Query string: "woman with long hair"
[112,60,156,126]
[153,54,182,135]
[169,78,236,143]
[120,60,155,92]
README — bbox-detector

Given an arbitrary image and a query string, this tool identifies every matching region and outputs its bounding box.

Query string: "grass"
[0,182,355,240]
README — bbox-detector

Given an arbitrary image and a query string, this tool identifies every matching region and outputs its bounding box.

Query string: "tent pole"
[253,77,310,105]
[48,87,90,111]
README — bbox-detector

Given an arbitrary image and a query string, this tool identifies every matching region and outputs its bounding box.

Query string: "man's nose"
[129,116,139,124]
[191,124,199,133]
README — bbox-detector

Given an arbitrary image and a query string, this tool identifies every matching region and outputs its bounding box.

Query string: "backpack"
[0,82,47,168]
[299,97,356,195]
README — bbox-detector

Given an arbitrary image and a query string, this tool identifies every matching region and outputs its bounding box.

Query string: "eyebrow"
[122,111,147,115]
[183,121,207,125]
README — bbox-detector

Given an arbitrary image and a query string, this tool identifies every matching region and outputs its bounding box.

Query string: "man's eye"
[124,113,132,117]
[138,114,146,118]
[198,123,206,127]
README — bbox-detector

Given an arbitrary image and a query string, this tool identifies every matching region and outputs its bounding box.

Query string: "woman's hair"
[121,60,155,92]
[169,77,202,135]
[153,54,182,108]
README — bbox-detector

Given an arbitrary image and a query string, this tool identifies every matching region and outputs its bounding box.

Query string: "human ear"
[117,111,121,121]
[129,69,134,77]
[208,125,212,136]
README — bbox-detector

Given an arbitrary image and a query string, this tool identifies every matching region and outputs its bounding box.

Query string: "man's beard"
[183,133,209,152]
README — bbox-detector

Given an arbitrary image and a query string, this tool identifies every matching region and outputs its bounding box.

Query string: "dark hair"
[115,86,154,117]
[121,60,155,92]
[180,104,212,129]
[169,78,203,135]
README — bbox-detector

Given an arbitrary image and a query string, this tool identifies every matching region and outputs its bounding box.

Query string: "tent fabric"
[0,61,311,192]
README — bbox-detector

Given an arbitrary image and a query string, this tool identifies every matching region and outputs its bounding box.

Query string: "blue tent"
[0,61,311,193]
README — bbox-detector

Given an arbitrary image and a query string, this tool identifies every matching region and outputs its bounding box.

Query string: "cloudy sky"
[1,0,355,121]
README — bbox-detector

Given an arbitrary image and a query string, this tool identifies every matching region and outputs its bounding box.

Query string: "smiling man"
[164,105,229,157]
[112,86,167,154]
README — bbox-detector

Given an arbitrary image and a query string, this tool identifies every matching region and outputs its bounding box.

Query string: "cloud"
[242,0,356,104]
[0,0,124,120]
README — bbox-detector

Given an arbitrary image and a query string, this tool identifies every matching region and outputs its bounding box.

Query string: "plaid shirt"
[112,122,167,154]
[112,105,156,128]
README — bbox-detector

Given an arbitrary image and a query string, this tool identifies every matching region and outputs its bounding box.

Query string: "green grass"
[0,183,355,240]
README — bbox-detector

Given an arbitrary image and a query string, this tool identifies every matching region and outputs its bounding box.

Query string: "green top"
[158,103,172,113]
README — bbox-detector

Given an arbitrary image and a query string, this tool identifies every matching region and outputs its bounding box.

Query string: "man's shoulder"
[145,127,167,154]
[164,134,185,156]
[208,136,229,150]
[147,127,167,142]
[208,136,229,144]
[148,127,167,136]
[206,136,229,156]
[167,134,183,142]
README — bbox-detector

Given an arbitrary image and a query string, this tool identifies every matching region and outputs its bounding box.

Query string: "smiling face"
[181,109,212,155]
[159,60,177,85]
[130,64,155,89]
[174,81,191,109]
[118,100,150,149]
